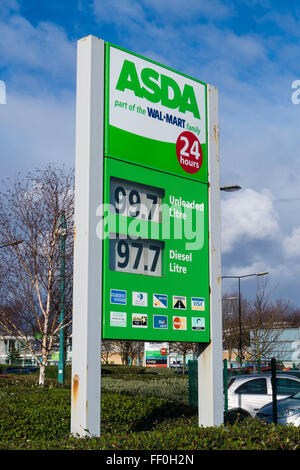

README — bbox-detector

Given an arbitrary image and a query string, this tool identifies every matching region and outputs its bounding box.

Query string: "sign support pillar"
[71,36,104,437]
[198,85,223,427]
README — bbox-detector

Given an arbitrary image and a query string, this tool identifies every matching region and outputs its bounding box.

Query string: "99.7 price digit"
[110,178,163,223]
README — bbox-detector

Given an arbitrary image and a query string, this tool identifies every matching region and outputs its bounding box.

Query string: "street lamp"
[222,272,269,366]
[220,185,242,192]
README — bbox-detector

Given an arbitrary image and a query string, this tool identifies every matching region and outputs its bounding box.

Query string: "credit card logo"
[153,294,168,308]
[132,292,148,307]
[191,297,205,311]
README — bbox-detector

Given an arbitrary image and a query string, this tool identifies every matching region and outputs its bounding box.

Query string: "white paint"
[71,36,104,437]
[198,85,223,427]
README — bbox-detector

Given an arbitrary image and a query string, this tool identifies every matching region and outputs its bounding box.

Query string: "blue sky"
[1,0,300,308]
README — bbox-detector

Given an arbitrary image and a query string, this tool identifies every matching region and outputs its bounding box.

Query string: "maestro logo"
[173,316,187,330]
[176,131,203,174]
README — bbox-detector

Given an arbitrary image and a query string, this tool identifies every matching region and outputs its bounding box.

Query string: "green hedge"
[96,418,300,450]
[101,377,189,404]
[0,377,70,442]
[0,375,300,450]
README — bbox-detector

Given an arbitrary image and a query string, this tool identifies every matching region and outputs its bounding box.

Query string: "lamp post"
[58,212,67,384]
[222,272,269,366]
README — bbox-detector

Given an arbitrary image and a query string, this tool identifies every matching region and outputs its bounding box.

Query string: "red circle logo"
[173,317,182,329]
[176,131,203,174]
[160,348,167,356]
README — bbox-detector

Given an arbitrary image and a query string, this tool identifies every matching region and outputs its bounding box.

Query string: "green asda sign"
[105,43,208,182]
[102,44,210,343]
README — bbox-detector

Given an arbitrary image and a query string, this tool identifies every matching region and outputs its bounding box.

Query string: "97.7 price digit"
[110,237,164,277]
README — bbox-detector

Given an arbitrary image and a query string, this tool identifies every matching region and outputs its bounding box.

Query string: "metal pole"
[223,359,228,413]
[58,212,66,384]
[271,357,277,424]
[238,277,242,367]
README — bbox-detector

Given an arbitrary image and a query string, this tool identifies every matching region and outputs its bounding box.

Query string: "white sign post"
[71,36,104,437]
[198,85,223,426]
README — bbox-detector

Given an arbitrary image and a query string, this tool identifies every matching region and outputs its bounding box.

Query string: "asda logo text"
[116,59,201,119]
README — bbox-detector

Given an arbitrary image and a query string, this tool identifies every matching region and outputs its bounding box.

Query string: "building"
[251,327,300,368]
[0,335,36,366]
[0,334,72,366]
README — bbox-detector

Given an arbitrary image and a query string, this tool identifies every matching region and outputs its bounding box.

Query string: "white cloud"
[93,0,146,30]
[0,12,76,84]
[221,188,280,253]
[0,91,75,176]
[141,0,234,21]
[0,6,76,176]
[93,0,233,26]
[283,226,300,258]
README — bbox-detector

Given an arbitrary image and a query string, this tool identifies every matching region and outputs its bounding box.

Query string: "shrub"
[101,393,194,434]
[0,379,70,442]
[1,374,300,450]
[101,377,189,404]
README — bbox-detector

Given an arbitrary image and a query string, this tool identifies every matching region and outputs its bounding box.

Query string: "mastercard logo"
[173,316,187,330]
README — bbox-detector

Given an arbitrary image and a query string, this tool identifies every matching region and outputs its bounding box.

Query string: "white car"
[226,373,300,421]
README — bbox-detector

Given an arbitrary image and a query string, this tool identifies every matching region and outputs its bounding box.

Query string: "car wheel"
[224,409,250,424]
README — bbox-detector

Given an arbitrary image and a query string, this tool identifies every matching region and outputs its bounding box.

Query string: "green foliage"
[0,377,70,443]
[96,418,300,450]
[43,364,72,381]
[0,369,300,450]
[101,365,174,377]
[101,377,189,404]
[101,393,194,434]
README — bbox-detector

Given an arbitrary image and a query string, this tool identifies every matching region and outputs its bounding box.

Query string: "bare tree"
[113,341,143,365]
[169,342,194,374]
[223,277,300,365]
[286,309,300,327]
[0,165,74,385]
[245,309,291,363]
[101,340,116,365]
[243,278,292,362]
[222,293,251,363]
